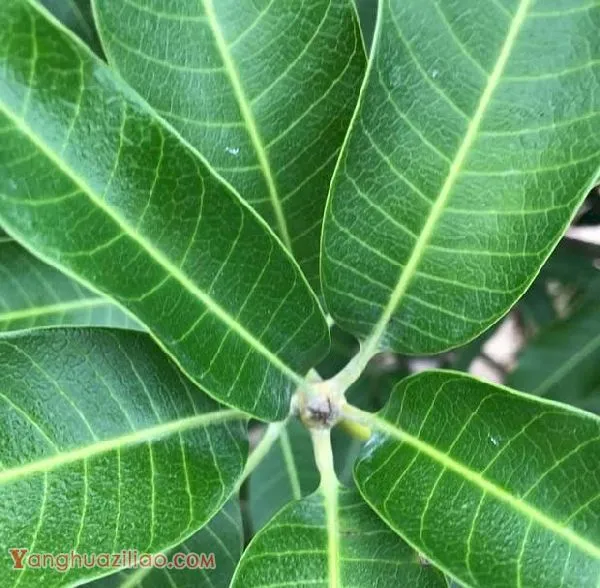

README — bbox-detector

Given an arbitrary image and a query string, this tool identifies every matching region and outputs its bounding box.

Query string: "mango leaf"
[40,0,102,55]
[248,418,319,532]
[0,0,330,421]
[354,371,600,588]
[92,0,367,290]
[89,499,243,588]
[232,486,447,587]
[0,237,137,331]
[0,328,247,588]
[321,0,600,354]
[509,302,600,414]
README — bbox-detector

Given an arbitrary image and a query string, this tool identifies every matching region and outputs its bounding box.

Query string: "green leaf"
[248,418,320,532]
[508,302,600,413]
[0,328,247,587]
[40,0,103,55]
[232,487,447,587]
[89,499,243,588]
[0,0,330,421]
[321,0,600,354]
[92,0,367,290]
[354,371,600,588]
[0,237,138,331]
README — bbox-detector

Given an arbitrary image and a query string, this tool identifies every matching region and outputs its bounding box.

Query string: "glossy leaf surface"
[322,0,600,354]
[93,0,366,289]
[355,371,600,587]
[0,238,136,331]
[0,329,247,587]
[0,0,330,421]
[90,500,243,588]
[233,487,447,587]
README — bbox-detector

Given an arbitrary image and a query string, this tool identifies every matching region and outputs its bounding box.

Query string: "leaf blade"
[232,487,447,587]
[88,499,243,588]
[0,0,329,420]
[321,0,600,354]
[93,0,367,289]
[0,328,248,588]
[0,238,137,331]
[353,371,600,587]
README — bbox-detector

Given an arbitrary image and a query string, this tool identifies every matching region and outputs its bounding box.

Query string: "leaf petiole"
[310,428,340,587]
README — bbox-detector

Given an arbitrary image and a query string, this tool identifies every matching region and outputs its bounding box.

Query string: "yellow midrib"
[202,0,293,252]
[0,99,303,388]
[0,409,244,485]
[363,0,533,356]
[371,412,600,560]
[0,297,107,324]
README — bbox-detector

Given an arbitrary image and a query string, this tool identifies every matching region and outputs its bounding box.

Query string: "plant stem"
[340,403,377,429]
[330,334,380,394]
[338,417,372,441]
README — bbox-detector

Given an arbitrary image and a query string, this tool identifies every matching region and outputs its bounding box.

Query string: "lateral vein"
[202,0,293,252]
[0,409,245,485]
[361,0,533,359]
[367,411,600,560]
[0,99,303,387]
[0,297,107,324]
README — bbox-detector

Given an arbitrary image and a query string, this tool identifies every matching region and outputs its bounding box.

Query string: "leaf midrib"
[0,408,244,485]
[0,87,303,388]
[361,0,533,356]
[369,412,600,560]
[202,0,292,252]
[0,297,107,324]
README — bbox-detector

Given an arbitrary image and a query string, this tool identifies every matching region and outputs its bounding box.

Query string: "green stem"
[330,336,380,394]
[341,403,377,429]
[311,428,340,587]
